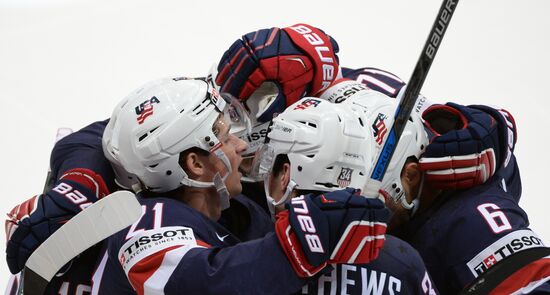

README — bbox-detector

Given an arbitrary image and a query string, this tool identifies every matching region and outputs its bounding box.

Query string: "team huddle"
[5,23,550,294]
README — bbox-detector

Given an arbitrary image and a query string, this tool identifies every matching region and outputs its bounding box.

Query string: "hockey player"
[385,104,550,294]
[328,83,549,293]
[92,76,389,294]
[4,81,272,294]
[255,94,438,294]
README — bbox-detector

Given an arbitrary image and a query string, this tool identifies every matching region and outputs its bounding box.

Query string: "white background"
[1,0,549,290]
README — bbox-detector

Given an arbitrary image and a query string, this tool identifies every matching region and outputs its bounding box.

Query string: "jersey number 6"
[477,203,512,234]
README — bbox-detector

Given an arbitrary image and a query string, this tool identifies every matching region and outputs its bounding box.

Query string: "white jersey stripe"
[143,244,206,295]
[91,251,109,295]
[510,275,550,295]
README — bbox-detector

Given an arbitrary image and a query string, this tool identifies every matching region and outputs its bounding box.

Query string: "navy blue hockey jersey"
[393,154,550,294]
[94,194,305,295]
[301,235,437,295]
[6,120,275,295]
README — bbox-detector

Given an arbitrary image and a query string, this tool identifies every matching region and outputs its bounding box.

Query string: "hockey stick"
[460,246,550,294]
[363,0,459,197]
[20,190,142,295]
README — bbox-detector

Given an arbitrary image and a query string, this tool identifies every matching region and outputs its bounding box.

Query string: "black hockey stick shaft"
[368,0,459,185]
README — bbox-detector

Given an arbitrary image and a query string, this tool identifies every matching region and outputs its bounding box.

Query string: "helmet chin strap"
[402,173,425,216]
[264,176,297,221]
[213,173,230,210]
[382,172,425,215]
[179,147,233,210]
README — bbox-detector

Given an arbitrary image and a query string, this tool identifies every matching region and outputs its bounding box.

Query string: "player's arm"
[113,189,389,294]
[341,66,406,98]
[5,122,113,274]
[5,168,110,274]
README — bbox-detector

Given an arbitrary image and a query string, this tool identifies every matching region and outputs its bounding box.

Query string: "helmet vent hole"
[359,171,364,176]
[337,115,342,122]
[298,121,317,128]
[326,166,334,170]
[138,133,148,142]
[166,170,172,176]
[149,164,159,168]
[297,166,303,172]
[306,154,315,158]
[408,117,413,122]
[315,182,339,188]
[358,117,364,127]
[179,108,185,113]
[195,107,206,115]
[138,126,160,142]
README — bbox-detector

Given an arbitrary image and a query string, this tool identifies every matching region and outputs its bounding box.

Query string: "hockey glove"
[419,103,515,189]
[275,188,389,277]
[216,23,340,123]
[5,168,109,273]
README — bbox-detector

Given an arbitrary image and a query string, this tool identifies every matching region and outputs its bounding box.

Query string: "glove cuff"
[275,211,327,278]
[422,104,469,138]
[283,24,340,95]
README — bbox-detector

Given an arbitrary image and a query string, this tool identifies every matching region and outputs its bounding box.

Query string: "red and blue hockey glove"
[216,23,340,123]
[5,168,109,273]
[419,103,516,189]
[275,188,389,277]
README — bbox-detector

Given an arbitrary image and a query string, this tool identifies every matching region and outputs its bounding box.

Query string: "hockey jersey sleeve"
[341,67,406,98]
[106,197,306,295]
[5,120,116,273]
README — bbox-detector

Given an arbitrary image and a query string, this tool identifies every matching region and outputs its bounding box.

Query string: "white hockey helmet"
[252,97,376,208]
[338,83,429,210]
[102,76,250,197]
[102,97,141,191]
